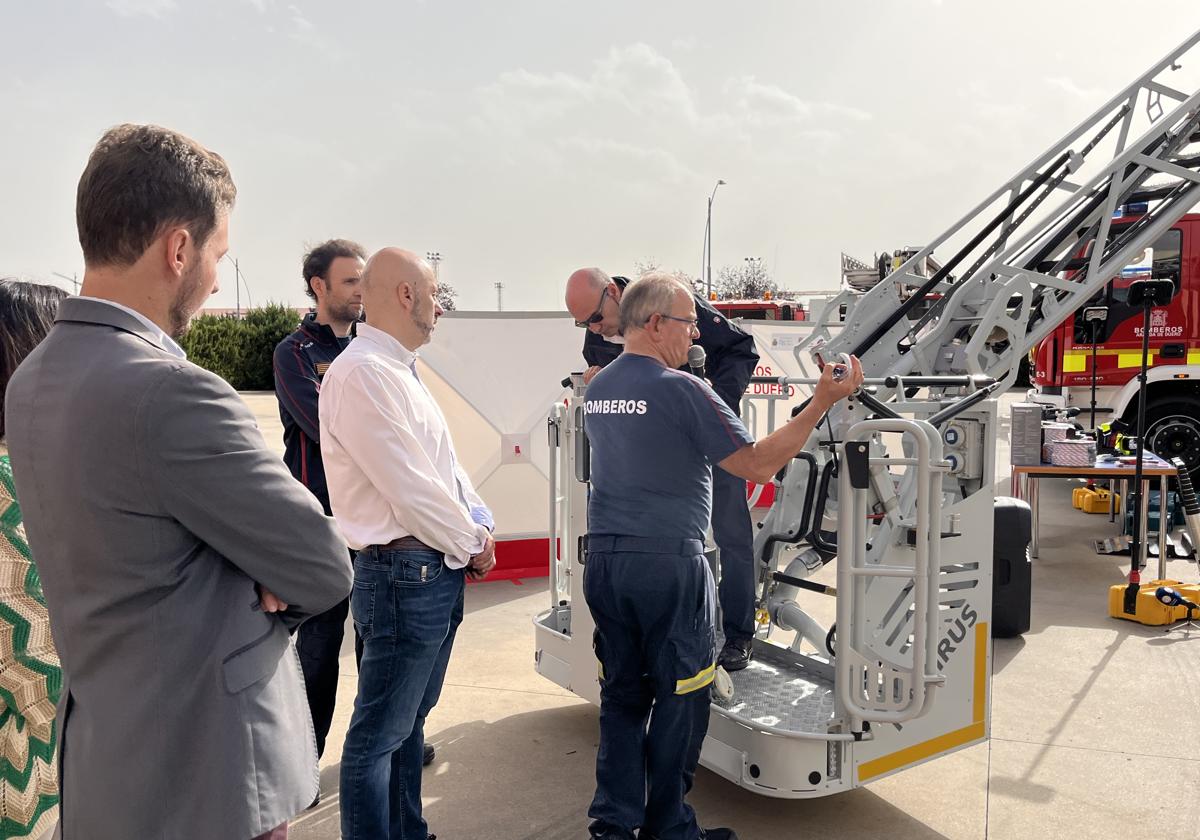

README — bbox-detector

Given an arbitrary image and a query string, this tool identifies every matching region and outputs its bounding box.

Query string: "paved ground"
[242,392,1200,839]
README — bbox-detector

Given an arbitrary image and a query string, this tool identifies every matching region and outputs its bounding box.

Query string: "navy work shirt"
[585,353,755,541]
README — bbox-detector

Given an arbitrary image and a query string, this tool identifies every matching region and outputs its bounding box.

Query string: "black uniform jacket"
[582,276,760,412]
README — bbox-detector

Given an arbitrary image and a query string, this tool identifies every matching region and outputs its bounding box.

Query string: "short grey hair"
[619,272,692,334]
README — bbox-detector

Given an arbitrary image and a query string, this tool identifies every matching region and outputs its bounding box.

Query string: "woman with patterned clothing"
[0,279,67,840]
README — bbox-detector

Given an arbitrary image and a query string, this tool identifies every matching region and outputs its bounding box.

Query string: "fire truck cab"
[1031,211,1200,473]
[712,298,806,321]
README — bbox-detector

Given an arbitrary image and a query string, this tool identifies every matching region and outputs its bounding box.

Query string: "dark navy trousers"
[297,549,361,757]
[712,464,756,643]
[583,536,716,840]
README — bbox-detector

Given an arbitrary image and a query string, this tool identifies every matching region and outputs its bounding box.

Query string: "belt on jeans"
[585,534,706,556]
[369,536,437,552]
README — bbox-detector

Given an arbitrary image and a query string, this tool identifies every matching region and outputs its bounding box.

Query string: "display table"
[1010,453,1177,577]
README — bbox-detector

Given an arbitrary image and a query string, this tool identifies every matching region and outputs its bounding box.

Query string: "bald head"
[565,266,621,337]
[362,247,442,349]
[565,267,610,308]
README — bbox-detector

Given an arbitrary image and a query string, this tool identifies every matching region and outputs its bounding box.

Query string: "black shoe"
[717,637,753,672]
[306,791,321,810]
[701,829,739,840]
[423,742,435,766]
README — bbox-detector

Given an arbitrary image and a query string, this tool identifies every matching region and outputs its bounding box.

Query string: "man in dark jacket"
[273,239,373,763]
[565,267,762,670]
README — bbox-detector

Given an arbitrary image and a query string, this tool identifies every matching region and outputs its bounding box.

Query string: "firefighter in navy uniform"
[581,274,861,840]
[565,267,762,672]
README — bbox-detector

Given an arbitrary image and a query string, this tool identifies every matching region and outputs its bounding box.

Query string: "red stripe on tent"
[467,537,553,583]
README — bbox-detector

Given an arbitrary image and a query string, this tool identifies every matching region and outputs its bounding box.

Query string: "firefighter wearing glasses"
[579,273,861,840]
[564,267,762,672]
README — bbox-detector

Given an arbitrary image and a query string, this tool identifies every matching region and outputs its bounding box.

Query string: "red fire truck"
[713,298,806,321]
[1031,210,1200,472]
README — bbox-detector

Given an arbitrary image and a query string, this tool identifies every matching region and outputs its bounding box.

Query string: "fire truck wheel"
[1144,396,1200,481]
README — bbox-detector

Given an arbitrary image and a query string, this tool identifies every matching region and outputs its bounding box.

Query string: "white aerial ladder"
[535,30,1200,797]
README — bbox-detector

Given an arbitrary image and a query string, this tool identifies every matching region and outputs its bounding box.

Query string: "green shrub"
[180,314,245,385]
[180,302,303,390]
[239,304,304,390]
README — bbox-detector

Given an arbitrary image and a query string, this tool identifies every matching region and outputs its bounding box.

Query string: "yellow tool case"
[1109,579,1200,625]
[1073,486,1118,514]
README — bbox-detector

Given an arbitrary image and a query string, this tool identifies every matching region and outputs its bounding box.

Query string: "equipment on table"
[1010,403,1044,466]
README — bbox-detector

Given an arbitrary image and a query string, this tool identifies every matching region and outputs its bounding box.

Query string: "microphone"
[687,345,706,378]
[1155,586,1200,611]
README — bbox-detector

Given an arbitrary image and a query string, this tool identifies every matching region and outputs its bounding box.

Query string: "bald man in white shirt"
[320,248,496,840]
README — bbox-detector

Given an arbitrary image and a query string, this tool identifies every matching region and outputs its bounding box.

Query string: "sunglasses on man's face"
[574,286,609,328]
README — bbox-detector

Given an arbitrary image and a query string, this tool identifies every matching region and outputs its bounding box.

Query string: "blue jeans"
[584,537,716,840]
[339,547,465,840]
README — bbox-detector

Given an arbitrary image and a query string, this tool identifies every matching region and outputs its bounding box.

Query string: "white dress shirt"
[76,296,188,359]
[318,323,490,568]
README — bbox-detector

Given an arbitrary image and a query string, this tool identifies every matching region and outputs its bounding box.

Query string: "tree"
[633,259,703,295]
[715,258,777,300]
[436,283,458,312]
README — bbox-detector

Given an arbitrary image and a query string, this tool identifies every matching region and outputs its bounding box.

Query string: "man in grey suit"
[4,124,353,840]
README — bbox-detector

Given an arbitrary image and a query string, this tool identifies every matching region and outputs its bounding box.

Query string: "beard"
[413,297,438,344]
[331,299,365,325]
[168,263,208,339]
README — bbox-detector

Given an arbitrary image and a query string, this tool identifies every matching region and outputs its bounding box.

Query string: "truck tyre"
[1144,395,1200,482]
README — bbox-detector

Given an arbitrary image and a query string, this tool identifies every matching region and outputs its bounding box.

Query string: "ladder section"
[836,419,948,731]
[808,30,1200,392]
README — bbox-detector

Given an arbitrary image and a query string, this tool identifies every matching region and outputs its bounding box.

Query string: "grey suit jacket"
[4,298,353,840]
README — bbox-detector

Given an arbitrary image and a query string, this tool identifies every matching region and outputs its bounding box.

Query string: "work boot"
[717,637,753,672]
[423,742,435,766]
[700,829,739,840]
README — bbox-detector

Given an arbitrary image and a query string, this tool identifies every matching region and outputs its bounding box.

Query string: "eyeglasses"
[574,286,609,328]
[653,313,700,335]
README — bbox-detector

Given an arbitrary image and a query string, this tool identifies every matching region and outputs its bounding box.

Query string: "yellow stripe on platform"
[857,621,989,782]
[675,662,715,695]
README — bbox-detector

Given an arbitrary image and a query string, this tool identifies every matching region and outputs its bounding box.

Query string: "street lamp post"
[426,252,442,282]
[223,255,252,316]
[704,179,726,299]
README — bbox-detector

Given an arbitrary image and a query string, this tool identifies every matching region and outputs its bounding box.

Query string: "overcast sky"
[3,2,1198,311]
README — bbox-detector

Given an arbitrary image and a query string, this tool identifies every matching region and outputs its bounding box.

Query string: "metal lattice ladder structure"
[806,30,1200,393]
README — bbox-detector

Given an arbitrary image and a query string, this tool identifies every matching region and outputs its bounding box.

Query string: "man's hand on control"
[813,355,863,410]
[469,534,497,580]
[583,366,603,384]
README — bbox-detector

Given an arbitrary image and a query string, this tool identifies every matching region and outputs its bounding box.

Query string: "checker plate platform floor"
[713,646,837,735]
